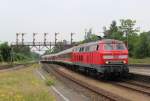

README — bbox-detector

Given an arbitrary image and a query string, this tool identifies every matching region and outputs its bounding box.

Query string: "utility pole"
[55,33,59,46]
[71,33,74,45]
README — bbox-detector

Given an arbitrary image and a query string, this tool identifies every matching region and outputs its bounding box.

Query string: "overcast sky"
[0,0,150,43]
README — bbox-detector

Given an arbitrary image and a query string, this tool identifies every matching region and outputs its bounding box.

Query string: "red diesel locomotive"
[41,39,129,77]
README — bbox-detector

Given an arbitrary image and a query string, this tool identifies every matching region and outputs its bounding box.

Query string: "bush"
[134,32,150,58]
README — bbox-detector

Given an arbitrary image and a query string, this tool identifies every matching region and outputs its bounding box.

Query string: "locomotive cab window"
[115,43,126,50]
[104,43,126,50]
[104,43,113,50]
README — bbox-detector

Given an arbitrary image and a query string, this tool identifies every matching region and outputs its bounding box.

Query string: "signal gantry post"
[55,33,59,46]
[71,33,75,45]
[16,33,20,45]
[21,33,25,45]
[33,33,37,46]
[44,33,48,45]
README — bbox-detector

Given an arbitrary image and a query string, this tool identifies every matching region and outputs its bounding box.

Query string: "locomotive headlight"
[123,60,127,64]
[103,55,113,59]
[105,61,109,64]
[118,55,128,59]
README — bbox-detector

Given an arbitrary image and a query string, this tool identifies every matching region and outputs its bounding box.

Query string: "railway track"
[0,62,35,71]
[110,80,150,96]
[42,63,150,101]
[42,63,128,101]
[129,64,150,67]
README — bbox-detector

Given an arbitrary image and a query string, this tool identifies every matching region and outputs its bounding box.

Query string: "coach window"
[89,45,92,52]
[77,48,78,52]
[79,47,83,52]
[76,48,78,52]
[82,47,84,52]
[87,46,90,52]
[79,48,81,52]
[75,49,77,52]
[80,47,83,52]
[85,46,89,52]
[77,48,79,52]
[79,48,82,52]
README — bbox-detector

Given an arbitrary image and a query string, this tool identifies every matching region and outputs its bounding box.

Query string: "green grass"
[129,57,150,64]
[0,64,55,101]
[46,79,55,86]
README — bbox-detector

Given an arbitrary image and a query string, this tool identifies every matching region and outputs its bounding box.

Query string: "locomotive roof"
[100,39,123,44]
[74,39,123,48]
[56,47,74,55]
[76,41,99,48]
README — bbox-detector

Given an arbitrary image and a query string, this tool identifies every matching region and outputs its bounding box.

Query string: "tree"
[80,34,101,44]
[119,19,139,56]
[13,46,31,56]
[147,32,150,56]
[134,32,147,58]
[103,20,124,40]
[119,19,138,35]
[109,20,118,33]
[84,28,93,40]
[0,42,11,62]
[134,32,150,58]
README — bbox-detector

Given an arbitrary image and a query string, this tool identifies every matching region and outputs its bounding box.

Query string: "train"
[41,39,129,78]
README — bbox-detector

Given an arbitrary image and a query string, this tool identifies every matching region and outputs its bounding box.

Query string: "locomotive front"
[98,40,129,76]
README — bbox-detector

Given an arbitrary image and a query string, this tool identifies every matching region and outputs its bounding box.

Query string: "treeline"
[102,19,150,58]
[0,42,39,63]
[76,19,150,58]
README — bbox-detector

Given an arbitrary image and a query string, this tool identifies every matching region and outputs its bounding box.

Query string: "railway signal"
[55,33,59,46]
[21,33,26,45]
[16,33,20,45]
[71,33,75,45]
[33,33,38,46]
[44,33,48,45]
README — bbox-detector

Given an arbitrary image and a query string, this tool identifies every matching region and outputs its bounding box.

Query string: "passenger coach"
[41,39,129,77]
